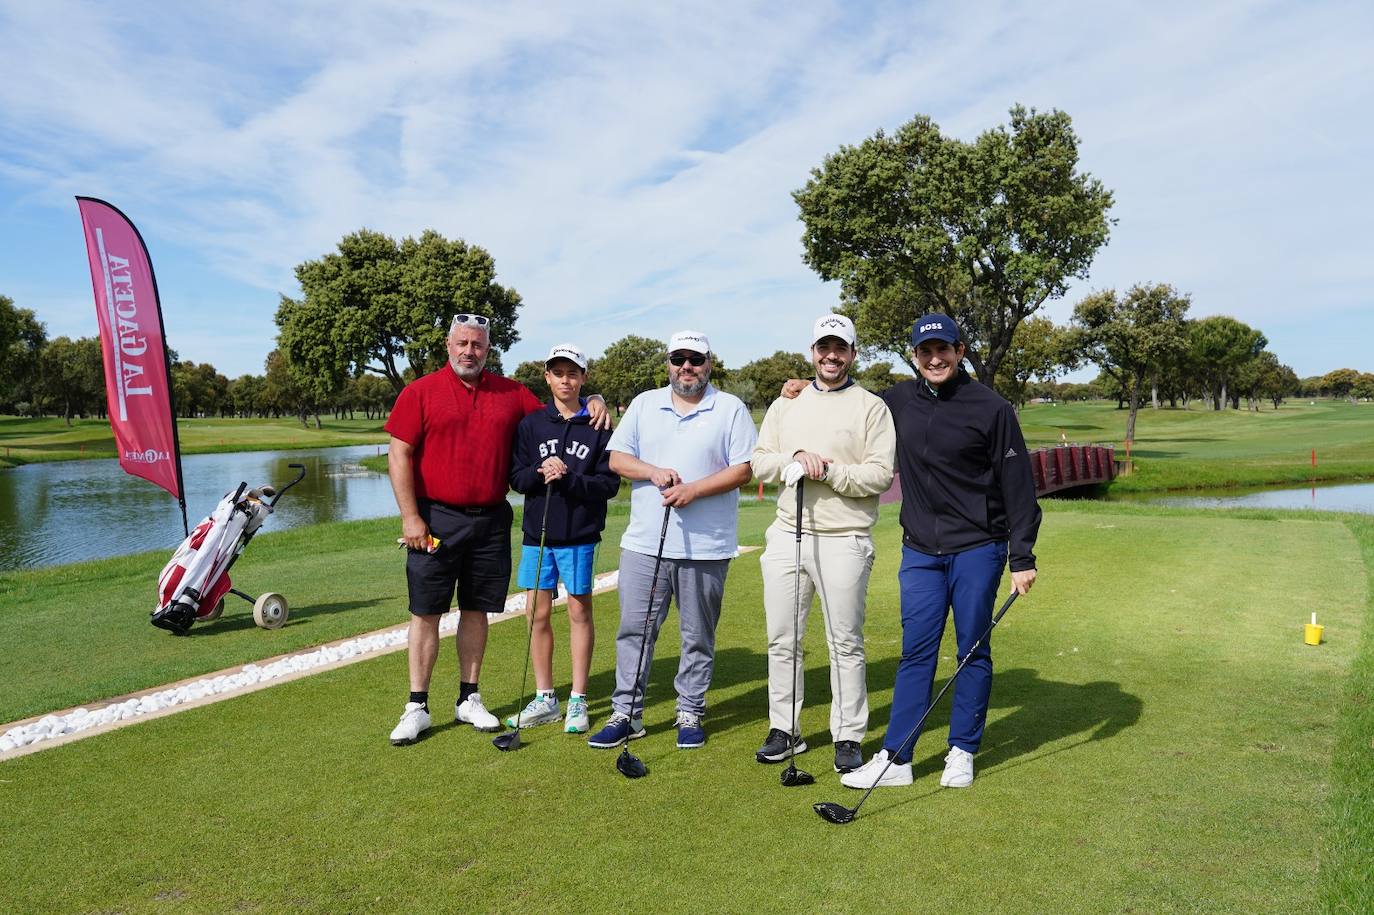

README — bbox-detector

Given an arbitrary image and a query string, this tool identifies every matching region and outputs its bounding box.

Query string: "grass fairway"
[0,501,779,723]
[0,414,390,468]
[1017,399,1374,492]
[2,502,1369,912]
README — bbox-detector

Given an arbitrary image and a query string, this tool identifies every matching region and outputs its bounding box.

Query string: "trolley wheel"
[201,598,225,622]
[253,592,289,630]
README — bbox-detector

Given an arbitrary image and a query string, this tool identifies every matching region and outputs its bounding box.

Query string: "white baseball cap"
[545,343,587,369]
[812,313,856,347]
[668,330,711,355]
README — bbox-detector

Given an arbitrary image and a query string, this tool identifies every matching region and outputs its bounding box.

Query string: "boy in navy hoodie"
[506,344,621,733]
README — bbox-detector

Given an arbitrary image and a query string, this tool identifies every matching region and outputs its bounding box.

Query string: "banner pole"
[76,196,189,537]
[136,219,189,538]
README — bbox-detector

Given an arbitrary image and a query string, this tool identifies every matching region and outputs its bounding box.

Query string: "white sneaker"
[503,694,561,729]
[940,746,975,788]
[839,749,913,789]
[455,693,500,732]
[389,702,431,746]
[564,696,590,733]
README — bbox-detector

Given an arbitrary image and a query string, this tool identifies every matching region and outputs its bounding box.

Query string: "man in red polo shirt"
[385,313,609,745]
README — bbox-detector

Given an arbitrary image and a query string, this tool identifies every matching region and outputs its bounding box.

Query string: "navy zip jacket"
[509,401,620,547]
[881,371,1042,571]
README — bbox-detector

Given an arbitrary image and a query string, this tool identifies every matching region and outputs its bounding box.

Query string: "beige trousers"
[759,520,876,743]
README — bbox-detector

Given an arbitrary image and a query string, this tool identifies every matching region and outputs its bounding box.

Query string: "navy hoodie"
[509,400,620,546]
[881,371,1042,571]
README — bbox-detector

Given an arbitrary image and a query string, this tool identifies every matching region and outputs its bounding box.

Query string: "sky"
[1,0,1370,381]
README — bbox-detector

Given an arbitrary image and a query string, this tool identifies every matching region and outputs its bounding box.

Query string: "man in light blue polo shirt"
[587,330,757,750]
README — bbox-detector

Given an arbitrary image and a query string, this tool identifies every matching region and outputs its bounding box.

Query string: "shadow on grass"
[562,646,769,737]
[903,667,1142,779]
[814,669,1143,823]
[187,598,388,636]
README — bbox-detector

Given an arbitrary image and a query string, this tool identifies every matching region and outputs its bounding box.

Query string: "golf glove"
[782,461,806,487]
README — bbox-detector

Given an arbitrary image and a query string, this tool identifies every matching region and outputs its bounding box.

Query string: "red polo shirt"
[385,368,542,507]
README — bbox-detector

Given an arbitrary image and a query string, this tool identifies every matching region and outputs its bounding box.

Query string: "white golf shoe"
[455,693,500,732]
[503,694,561,729]
[389,702,431,746]
[564,696,590,733]
[839,749,913,789]
[940,746,975,788]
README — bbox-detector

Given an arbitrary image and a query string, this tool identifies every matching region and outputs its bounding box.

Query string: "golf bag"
[151,464,305,636]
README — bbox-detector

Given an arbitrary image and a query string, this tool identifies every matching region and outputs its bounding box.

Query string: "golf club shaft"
[622,505,672,750]
[508,492,553,736]
[849,590,1019,815]
[786,479,804,770]
[506,425,572,738]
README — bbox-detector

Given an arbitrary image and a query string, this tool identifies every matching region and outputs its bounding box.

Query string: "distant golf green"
[357,399,1374,493]
[1015,398,1374,492]
[3,501,1372,911]
[0,414,389,469]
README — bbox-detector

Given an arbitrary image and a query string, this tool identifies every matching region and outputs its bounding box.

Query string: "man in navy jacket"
[506,344,621,734]
[841,313,1041,792]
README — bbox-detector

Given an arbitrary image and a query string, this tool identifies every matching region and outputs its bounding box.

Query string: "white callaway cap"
[668,330,711,355]
[812,313,856,347]
[545,343,587,369]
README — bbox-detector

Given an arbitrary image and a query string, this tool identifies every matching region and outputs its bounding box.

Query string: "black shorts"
[406,500,513,615]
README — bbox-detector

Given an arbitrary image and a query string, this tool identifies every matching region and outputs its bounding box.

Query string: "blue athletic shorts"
[517,542,597,595]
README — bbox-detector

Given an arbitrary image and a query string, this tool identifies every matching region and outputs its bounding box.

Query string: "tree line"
[0,294,395,424]
[4,281,1366,433]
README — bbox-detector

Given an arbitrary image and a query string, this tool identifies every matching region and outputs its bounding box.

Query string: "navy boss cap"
[911,313,961,347]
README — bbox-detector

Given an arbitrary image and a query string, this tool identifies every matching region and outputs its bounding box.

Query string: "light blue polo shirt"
[607,384,757,560]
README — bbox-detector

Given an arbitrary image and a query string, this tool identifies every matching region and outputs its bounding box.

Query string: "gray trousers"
[612,549,731,718]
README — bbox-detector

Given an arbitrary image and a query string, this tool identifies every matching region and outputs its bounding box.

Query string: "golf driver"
[814,589,1020,824]
[616,504,673,779]
[780,478,814,788]
[492,481,555,752]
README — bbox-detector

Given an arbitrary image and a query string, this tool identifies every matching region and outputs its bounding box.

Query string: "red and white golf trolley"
[151,463,307,636]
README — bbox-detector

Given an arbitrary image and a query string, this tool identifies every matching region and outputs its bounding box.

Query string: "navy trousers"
[882,540,1006,762]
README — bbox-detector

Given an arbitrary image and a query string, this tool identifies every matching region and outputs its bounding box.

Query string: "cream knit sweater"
[752,381,896,534]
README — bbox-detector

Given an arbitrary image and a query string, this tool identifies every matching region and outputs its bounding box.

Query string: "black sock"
[459,681,478,703]
[409,691,428,709]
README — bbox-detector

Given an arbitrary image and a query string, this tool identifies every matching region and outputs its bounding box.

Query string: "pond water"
[0,445,416,572]
[1115,480,1374,515]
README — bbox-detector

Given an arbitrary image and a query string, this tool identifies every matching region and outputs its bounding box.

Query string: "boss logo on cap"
[919,322,944,333]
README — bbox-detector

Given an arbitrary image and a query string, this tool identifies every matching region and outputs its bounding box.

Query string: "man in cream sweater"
[751,314,896,773]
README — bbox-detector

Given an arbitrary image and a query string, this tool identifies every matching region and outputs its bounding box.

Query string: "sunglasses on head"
[669,352,707,367]
[450,313,490,328]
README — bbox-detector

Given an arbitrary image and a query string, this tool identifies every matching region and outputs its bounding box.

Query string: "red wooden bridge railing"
[1029,444,1117,495]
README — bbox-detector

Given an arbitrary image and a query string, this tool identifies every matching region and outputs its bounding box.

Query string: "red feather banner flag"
[76,196,188,534]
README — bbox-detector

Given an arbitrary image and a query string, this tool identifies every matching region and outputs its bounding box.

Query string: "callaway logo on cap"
[812,313,856,347]
[545,343,587,369]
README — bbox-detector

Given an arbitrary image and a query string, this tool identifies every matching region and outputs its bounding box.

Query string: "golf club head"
[491,730,521,751]
[616,748,648,779]
[813,801,856,825]
[780,764,815,787]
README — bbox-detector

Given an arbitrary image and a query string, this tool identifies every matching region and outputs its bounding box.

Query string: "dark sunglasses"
[450,313,490,328]
[669,353,707,367]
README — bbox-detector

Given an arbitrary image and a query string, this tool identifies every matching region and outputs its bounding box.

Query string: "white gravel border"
[0,571,620,761]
